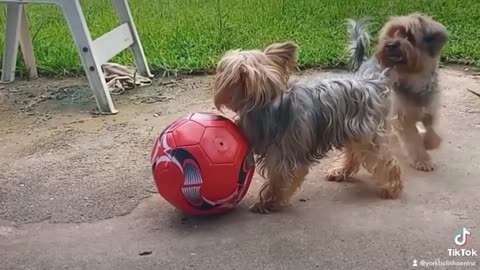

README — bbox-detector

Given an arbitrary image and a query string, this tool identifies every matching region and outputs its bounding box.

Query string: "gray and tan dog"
[213,42,403,214]
[346,14,448,171]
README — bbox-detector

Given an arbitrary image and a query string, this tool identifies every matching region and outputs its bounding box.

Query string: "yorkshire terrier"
[346,13,448,171]
[213,42,403,214]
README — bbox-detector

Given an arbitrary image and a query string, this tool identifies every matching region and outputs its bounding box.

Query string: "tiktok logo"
[447,227,477,257]
[454,226,471,246]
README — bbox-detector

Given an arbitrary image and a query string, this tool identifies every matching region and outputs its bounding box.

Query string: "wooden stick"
[466,89,480,98]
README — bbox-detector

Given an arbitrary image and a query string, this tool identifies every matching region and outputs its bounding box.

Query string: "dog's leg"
[250,165,309,214]
[250,167,289,214]
[325,146,361,182]
[422,113,442,150]
[361,142,403,199]
[284,165,309,201]
[396,116,434,171]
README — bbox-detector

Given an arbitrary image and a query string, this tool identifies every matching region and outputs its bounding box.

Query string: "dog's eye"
[406,32,416,43]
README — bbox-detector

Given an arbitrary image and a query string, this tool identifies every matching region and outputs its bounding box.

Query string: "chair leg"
[1,3,22,83]
[58,0,118,114]
[112,0,153,78]
[19,7,38,79]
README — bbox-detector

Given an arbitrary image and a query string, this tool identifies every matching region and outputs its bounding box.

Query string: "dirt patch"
[0,75,214,223]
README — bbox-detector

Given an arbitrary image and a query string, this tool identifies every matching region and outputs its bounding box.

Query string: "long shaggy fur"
[237,75,391,174]
[213,42,403,214]
[347,13,448,171]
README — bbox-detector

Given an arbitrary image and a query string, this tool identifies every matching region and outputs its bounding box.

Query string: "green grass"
[1,0,480,76]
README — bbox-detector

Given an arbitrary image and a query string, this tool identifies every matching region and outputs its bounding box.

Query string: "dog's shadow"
[322,174,399,204]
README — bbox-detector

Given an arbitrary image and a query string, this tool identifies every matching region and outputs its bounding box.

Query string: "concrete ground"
[0,67,479,270]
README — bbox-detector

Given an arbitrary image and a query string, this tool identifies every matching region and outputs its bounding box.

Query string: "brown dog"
[348,13,448,171]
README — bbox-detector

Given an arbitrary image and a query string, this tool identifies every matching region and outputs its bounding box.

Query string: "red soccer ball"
[151,112,255,215]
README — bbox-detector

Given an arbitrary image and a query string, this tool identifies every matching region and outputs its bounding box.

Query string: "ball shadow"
[163,202,255,234]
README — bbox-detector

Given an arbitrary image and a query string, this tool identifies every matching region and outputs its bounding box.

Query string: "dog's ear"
[264,42,298,70]
[214,48,289,112]
[422,21,448,57]
[431,23,448,47]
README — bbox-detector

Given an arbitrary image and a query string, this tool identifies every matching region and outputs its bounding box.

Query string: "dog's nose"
[386,42,399,49]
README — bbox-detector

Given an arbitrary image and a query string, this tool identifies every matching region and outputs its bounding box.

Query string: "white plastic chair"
[0,0,153,114]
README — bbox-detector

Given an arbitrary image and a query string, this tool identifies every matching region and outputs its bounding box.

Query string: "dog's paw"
[250,201,289,214]
[411,159,435,172]
[325,169,347,182]
[423,132,442,150]
[379,181,403,199]
[249,202,273,214]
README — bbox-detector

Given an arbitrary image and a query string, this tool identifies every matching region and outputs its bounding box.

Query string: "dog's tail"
[346,17,371,72]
